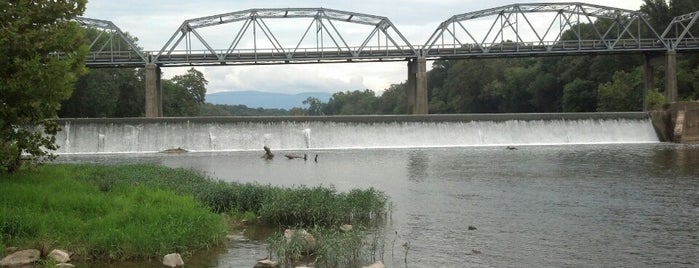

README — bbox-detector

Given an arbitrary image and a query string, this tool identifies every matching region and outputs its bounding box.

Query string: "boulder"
[48,249,71,263]
[339,224,353,232]
[253,258,279,268]
[0,249,40,267]
[283,229,317,252]
[162,253,184,267]
[362,261,385,268]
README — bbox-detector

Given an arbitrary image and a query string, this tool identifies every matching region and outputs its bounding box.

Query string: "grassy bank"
[0,164,389,262]
[0,165,227,260]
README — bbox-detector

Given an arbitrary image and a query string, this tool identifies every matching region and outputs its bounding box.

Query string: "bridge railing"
[423,39,673,57]
[154,45,417,65]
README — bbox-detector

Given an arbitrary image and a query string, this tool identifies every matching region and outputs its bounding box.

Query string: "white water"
[53,117,660,154]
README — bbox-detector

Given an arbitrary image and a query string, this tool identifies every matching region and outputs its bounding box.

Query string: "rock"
[339,224,353,232]
[471,249,482,254]
[0,249,41,267]
[48,249,71,263]
[56,263,76,267]
[162,253,184,267]
[362,261,385,268]
[284,229,317,252]
[468,225,477,230]
[3,247,18,254]
[253,258,279,268]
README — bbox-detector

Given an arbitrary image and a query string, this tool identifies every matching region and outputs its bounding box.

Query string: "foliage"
[0,165,227,260]
[62,164,389,227]
[646,89,668,110]
[0,0,88,173]
[163,68,208,117]
[562,79,598,112]
[597,70,644,112]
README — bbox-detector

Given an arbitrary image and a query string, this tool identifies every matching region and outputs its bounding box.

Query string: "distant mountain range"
[205,91,333,110]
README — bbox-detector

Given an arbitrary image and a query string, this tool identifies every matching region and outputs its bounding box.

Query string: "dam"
[54,113,660,154]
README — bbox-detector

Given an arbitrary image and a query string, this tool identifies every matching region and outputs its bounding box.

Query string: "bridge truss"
[422,2,671,58]
[153,8,418,66]
[661,11,699,50]
[72,17,146,67]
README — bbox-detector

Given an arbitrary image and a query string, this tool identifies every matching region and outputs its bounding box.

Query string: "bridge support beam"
[644,51,679,109]
[145,64,163,117]
[665,51,678,103]
[407,57,428,114]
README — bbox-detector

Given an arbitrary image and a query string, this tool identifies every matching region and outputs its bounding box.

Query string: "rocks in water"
[339,224,353,232]
[48,249,71,263]
[283,229,317,252]
[468,225,477,230]
[284,153,306,160]
[56,263,75,267]
[263,146,274,160]
[162,253,184,267]
[471,249,482,254]
[362,261,385,268]
[505,146,517,150]
[253,258,279,268]
[0,249,41,267]
[160,147,188,153]
[226,233,249,242]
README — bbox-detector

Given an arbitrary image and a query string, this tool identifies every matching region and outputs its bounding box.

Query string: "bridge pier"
[145,63,163,117]
[407,57,428,114]
[644,51,678,110]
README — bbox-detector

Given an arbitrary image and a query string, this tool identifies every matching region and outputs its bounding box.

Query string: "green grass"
[0,165,227,260]
[0,163,390,263]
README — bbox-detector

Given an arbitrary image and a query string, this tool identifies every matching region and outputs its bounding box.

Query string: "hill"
[205,91,332,110]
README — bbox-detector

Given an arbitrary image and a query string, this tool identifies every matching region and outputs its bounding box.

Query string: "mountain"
[205,91,333,110]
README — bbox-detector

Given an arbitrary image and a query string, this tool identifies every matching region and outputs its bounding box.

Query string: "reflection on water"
[56,144,699,267]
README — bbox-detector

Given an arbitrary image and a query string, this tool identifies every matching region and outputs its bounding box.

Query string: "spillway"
[53,113,660,154]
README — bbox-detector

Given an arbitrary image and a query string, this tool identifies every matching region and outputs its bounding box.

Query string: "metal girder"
[73,17,147,66]
[423,2,668,58]
[661,11,699,50]
[154,8,417,65]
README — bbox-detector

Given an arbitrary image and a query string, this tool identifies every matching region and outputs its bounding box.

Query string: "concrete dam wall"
[54,113,660,154]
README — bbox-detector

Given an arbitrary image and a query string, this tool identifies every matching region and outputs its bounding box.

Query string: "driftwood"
[263,146,274,160]
[160,147,188,153]
[284,153,307,160]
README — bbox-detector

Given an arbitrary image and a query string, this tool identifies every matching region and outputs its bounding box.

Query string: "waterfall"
[53,114,660,154]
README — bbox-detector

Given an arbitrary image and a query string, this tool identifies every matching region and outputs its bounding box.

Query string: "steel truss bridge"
[64,2,699,115]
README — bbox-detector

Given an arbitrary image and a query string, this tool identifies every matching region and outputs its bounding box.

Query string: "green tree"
[378,83,407,114]
[324,89,379,115]
[562,79,598,112]
[163,68,208,117]
[303,97,325,115]
[597,70,644,111]
[1,0,88,173]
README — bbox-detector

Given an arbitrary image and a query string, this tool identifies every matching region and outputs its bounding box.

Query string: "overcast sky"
[83,0,645,95]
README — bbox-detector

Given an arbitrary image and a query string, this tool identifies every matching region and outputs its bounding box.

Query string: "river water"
[57,143,699,267]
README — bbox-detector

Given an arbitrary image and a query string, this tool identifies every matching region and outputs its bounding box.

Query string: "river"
[56,143,699,267]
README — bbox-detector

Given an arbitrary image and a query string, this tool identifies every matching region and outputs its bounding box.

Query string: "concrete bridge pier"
[407,57,428,114]
[644,51,678,110]
[145,63,163,117]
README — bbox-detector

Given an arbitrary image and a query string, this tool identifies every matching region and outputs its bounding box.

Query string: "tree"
[1,0,88,173]
[303,97,325,115]
[597,70,644,111]
[562,79,598,112]
[163,68,208,117]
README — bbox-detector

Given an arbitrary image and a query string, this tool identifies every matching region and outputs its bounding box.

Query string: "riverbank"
[0,164,389,266]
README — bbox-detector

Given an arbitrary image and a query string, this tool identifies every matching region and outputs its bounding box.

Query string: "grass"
[0,165,227,260]
[0,163,390,263]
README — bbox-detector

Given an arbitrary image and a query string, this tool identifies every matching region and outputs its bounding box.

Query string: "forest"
[58,0,699,117]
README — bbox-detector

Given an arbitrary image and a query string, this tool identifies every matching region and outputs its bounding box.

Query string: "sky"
[83,0,645,95]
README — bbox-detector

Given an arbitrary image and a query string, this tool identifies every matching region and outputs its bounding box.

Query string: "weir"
[54,113,659,154]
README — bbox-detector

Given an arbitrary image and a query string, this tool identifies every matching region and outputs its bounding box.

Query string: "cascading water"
[53,114,661,154]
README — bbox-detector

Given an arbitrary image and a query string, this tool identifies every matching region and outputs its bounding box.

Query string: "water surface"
[58,144,699,267]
